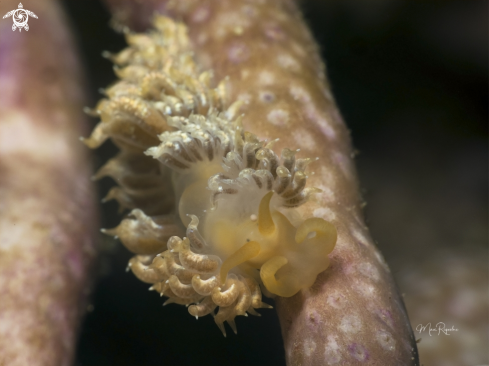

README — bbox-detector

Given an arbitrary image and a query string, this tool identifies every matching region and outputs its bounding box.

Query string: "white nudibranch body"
[84,16,336,336]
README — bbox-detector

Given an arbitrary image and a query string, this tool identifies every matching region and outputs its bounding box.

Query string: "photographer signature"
[416,322,458,336]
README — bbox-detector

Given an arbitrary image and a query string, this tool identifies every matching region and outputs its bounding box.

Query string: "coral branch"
[103,0,419,364]
[0,1,97,365]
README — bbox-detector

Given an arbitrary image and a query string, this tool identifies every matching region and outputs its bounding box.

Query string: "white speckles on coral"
[263,23,285,41]
[290,85,337,141]
[313,207,336,221]
[306,309,323,329]
[304,338,317,357]
[374,250,390,272]
[358,262,381,282]
[377,329,396,351]
[294,129,317,150]
[326,290,346,309]
[214,12,252,39]
[191,5,210,23]
[240,69,250,80]
[354,281,377,299]
[351,226,368,246]
[316,117,336,140]
[304,105,324,126]
[267,108,289,126]
[319,166,336,183]
[376,308,395,329]
[258,70,275,85]
[339,314,363,334]
[324,335,342,365]
[315,183,336,204]
[348,343,369,361]
[290,84,311,104]
[227,41,250,63]
[332,151,353,180]
[276,53,300,72]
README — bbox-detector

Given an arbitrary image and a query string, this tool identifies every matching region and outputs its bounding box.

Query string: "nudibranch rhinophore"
[83,16,337,336]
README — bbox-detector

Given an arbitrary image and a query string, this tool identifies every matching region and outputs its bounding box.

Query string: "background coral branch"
[0,0,98,365]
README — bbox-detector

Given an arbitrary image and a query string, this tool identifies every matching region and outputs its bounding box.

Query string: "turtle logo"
[3,3,38,32]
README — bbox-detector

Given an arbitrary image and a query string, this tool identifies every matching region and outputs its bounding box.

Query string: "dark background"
[59,0,488,365]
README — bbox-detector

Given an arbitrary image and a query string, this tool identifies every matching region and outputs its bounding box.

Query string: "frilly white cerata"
[83,16,337,336]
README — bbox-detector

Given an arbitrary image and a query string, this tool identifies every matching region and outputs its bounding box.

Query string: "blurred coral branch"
[0,0,97,365]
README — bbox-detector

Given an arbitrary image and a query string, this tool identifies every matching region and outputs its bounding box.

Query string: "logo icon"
[3,3,37,32]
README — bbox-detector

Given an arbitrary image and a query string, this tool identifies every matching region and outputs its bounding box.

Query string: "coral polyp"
[83,16,337,336]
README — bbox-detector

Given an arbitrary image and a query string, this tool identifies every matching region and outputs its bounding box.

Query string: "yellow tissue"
[258,191,275,235]
[220,241,261,284]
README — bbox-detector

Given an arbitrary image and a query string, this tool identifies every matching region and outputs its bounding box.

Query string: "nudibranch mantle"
[84,15,336,336]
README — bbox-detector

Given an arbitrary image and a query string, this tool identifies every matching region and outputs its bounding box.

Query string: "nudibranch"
[83,16,337,336]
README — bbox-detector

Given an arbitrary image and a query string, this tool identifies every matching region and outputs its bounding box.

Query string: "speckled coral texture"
[105,0,419,364]
[0,0,97,365]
